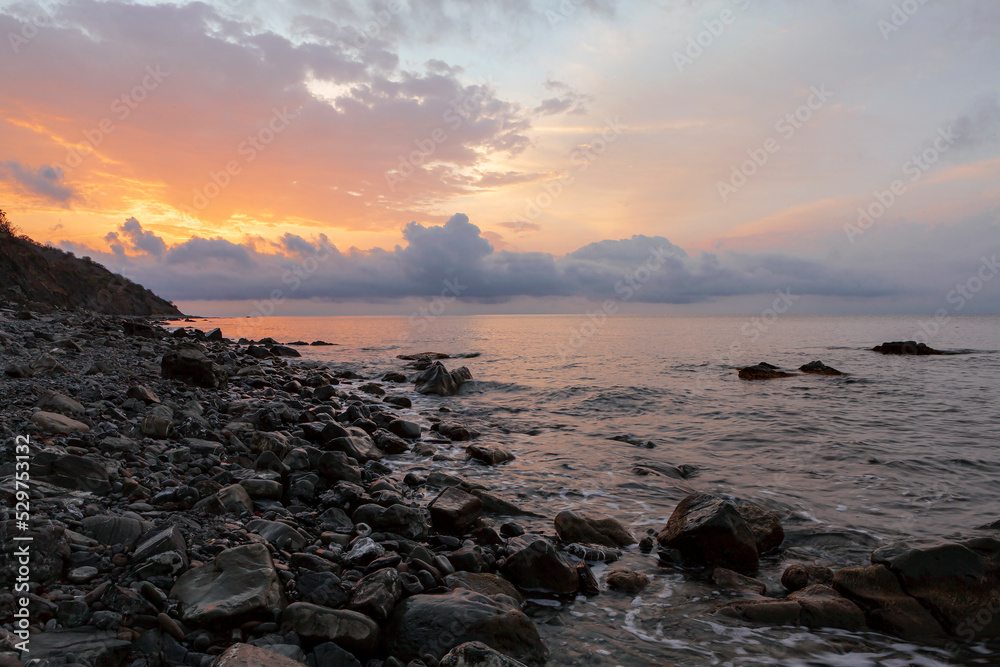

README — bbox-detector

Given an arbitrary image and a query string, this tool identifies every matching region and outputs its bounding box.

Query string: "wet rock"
[270,344,301,357]
[250,431,291,458]
[738,362,795,380]
[171,543,286,625]
[161,347,228,388]
[657,493,759,572]
[328,435,382,464]
[467,444,515,465]
[240,478,284,500]
[415,361,473,396]
[605,569,649,594]
[502,536,578,595]
[833,564,947,641]
[799,360,843,375]
[280,603,380,654]
[349,568,402,622]
[30,410,90,434]
[382,371,407,383]
[388,419,421,439]
[127,384,161,404]
[212,642,305,667]
[141,413,174,439]
[197,483,254,517]
[35,390,85,417]
[313,642,362,667]
[383,395,412,409]
[719,584,866,631]
[735,504,784,554]
[872,341,944,355]
[440,641,529,667]
[871,539,1000,637]
[712,567,766,595]
[554,510,635,549]
[429,487,483,534]
[318,451,363,485]
[781,563,833,592]
[385,589,547,666]
[19,628,131,667]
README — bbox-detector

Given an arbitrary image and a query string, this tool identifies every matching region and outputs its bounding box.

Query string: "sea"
[165,313,1000,666]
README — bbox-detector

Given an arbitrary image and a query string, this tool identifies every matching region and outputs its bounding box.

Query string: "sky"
[1,0,998,316]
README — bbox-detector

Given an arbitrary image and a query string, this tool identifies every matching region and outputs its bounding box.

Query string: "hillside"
[0,227,182,317]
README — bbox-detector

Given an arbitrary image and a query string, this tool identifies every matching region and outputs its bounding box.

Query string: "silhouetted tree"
[0,209,16,236]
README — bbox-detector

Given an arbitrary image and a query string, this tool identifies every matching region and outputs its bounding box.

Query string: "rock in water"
[430,487,483,534]
[657,493,760,572]
[735,504,784,553]
[605,569,650,594]
[718,583,866,631]
[871,539,1000,638]
[832,564,947,641]
[467,444,516,465]
[872,341,944,355]
[161,347,228,388]
[415,361,473,396]
[554,510,636,548]
[384,589,548,666]
[799,360,844,375]
[738,362,795,380]
[171,543,286,625]
[502,536,579,595]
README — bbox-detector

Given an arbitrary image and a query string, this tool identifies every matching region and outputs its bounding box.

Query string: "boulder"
[246,519,310,551]
[351,504,428,541]
[657,493,759,572]
[318,450,363,485]
[798,360,843,375]
[171,544,286,625]
[871,539,1000,637]
[605,569,650,594]
[467,444,516,465]
[19,628,132,667]
[161,348,227,388]
[502,536,578,595]
[781,563,833,592]
[80,515,146,548]
[833,564,947,641]
[445,572,524,606]
[388,419,421,439]
[872,341,944,355]
[712,567,766,595]
[127,385,161,404]
[738,362,794,380]
[554,510,635,549]
[30,410,90,434]
[196,484,254,517]
[249,431,290,458]
[328,435,382,463]
[384,589,548,666]
[430,487,483,534]
[0,521,70,587]
[415,361,473,396]
[280,603,379,655]
[298,571,349,609]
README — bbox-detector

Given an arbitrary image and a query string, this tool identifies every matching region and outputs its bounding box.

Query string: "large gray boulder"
[170,544,286,625]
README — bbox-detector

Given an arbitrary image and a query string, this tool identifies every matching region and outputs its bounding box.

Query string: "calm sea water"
[166,313,1000,666]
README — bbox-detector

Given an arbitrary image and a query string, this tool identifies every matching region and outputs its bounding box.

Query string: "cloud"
[104,217,166,257]
[66,211,999,313]
[535,79,591,116]
[951,96,1000,153]
[0,162,75,203]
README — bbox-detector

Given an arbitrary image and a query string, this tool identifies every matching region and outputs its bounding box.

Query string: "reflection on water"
[165,313,1000,665]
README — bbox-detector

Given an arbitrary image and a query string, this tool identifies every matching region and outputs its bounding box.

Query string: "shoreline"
[1,308,998,666]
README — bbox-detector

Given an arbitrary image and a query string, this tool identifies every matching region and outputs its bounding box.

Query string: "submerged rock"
[872,341,944,355]
[738,362,795,380]
[503,536,578,595]
[833,564,947,641]
[440,641,529,667]
[719,584,866,631]
[799,360,843,375]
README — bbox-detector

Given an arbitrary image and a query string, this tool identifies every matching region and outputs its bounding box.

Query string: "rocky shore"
[1,308,998,666]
